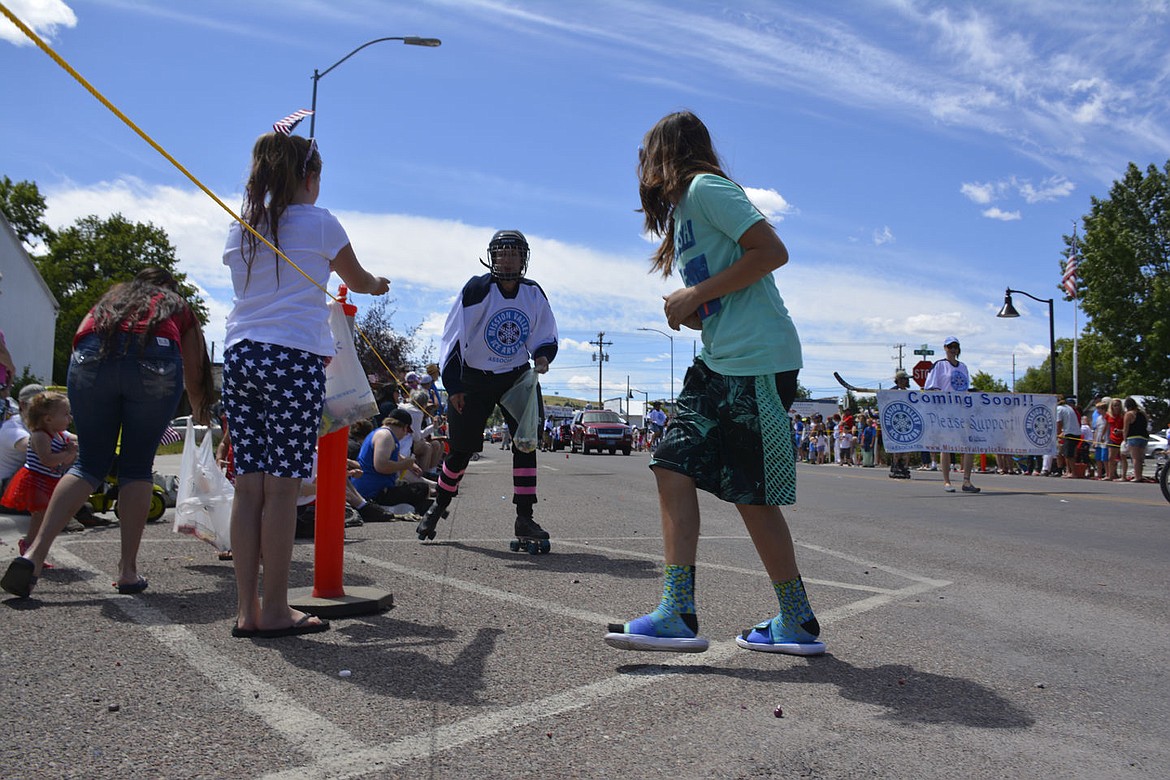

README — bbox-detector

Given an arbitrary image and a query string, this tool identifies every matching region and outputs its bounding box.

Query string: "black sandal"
[1,557,37,599]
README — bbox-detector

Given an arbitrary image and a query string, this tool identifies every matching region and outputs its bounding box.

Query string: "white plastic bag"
[500,370,541,453]
[173,419,234,552]
[320,299,378,436]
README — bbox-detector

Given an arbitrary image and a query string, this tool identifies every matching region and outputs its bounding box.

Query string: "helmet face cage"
[483,230,530,282]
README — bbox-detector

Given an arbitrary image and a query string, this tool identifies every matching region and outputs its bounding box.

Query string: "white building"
[0,214,59,384]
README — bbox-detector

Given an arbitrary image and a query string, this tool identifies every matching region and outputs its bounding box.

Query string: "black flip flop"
[113,577,149,594]
[1,557,36,599]
[254,614,330,639]
[231,622,258,638]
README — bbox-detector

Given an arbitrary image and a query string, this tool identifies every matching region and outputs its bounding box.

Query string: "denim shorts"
[67,332,185,488]
[221,339,325,479]
[651,359,799,506]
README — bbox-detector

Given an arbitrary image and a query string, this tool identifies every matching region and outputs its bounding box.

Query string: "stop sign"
[912,359,934,388]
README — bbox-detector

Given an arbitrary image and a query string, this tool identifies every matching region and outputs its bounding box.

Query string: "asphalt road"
[2,450,1167,779]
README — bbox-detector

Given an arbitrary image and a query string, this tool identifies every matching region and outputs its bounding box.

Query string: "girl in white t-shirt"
[837,428,854,466]
[222,128,389,639]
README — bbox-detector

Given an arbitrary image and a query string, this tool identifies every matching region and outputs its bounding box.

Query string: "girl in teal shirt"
[604,111,823,656]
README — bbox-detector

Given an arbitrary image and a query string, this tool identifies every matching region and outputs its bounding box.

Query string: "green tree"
[35,213,207,382]
[969,371,1008,393]
[353,295,431,387]
[0,176,51,247]
[1069,160,1169,403]
[1013,335,1123,401]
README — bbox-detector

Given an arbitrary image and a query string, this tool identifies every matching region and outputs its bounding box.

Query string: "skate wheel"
[526,541,539,555]
[509,540,520,552]
[539,540,551,554]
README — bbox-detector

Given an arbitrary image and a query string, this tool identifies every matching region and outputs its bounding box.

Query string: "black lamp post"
[309,36,441,136]
[996,288,1056,394]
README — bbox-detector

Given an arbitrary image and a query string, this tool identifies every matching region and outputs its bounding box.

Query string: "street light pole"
[638,327,675,409]
[309,36,441,137]
[996,287,1056,395]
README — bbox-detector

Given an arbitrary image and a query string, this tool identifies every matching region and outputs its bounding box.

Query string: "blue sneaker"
[604,613,709,653]
[735,620,825,656]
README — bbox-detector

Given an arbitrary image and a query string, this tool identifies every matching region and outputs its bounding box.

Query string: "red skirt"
[1,467,60,512]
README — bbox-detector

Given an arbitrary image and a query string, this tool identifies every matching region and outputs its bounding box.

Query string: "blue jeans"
[66,332,184,488]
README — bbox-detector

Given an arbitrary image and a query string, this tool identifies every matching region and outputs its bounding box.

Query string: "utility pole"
[590,331,612,408]
[893,343,906,371]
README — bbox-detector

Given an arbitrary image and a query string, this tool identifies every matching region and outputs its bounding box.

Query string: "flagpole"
[1070,223,1079,401]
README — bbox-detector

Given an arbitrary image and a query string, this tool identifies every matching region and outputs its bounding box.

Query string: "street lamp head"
[403,37,442,47]
[996,289,1020,319]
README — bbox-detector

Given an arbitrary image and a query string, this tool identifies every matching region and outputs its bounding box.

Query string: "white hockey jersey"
[438,274,559,394]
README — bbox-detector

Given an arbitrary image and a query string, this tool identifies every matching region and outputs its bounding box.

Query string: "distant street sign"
[913,348,935,356]
[912,359,934,388]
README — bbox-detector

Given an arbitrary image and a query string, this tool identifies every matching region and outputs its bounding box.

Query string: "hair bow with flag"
[273,109,314,136]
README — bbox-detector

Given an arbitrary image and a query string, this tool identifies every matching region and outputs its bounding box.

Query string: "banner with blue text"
[877,390,1058,455]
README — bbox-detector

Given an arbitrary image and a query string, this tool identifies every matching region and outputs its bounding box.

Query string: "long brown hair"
[239,132,322,285]
[638,111,732,277]
[89,267,188,358]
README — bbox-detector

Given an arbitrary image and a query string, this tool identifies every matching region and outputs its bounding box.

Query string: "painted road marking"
[37,535,949,780]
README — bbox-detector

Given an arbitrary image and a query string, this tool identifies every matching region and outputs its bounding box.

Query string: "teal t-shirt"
[673,173,802,376]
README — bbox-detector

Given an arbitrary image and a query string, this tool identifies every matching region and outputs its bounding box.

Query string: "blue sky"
[3,0,1168,402]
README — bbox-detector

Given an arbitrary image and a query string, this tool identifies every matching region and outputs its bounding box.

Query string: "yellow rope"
[0,2,427,412]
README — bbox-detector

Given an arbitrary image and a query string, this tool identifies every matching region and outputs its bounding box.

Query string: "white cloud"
[982,207,1022,221]
[1017,176,1075,203]
[960,181,997,204]
[872,226,895,246]
[743,187,794,222]
[962,174,1074,213]
[0,0,76,45]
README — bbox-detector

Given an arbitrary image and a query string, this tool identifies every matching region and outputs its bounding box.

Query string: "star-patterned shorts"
[222,339,326,479]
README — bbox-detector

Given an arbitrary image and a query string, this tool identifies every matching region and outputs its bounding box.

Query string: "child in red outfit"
[2,392,78,557]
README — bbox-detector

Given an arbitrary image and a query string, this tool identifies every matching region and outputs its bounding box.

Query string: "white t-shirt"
[223,204,350,356]
[923,359,970,392]
[0,416,29,481]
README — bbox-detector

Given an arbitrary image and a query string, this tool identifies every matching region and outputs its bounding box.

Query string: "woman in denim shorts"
[2,267,212,599]
[604,111,823,656]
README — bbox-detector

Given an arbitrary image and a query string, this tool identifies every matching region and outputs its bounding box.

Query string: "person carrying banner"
[923,337,979,494]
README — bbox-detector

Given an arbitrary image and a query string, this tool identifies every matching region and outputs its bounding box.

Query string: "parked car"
[570,409,633,455]
[171,415,213,438]
[1147,431,1166,460]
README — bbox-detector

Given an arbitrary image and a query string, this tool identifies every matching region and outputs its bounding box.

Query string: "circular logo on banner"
[485,308,530,358]
[1024,405,1055,449]
[883,401,923,445]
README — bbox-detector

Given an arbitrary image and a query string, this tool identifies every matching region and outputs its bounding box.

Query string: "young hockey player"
[415,230,559,549]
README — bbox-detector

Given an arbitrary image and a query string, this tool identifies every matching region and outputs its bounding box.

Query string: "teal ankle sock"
[771,576,819,638]
[620,564,697,638]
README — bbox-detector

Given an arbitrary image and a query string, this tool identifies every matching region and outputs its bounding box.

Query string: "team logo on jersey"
[950,371,969,391]
[882,401,924,445]
[485,308,529,358]
[1024,405,1055,449]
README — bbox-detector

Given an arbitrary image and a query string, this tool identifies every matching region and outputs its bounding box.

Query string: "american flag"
[1062,251,1078,298]
[273,109,313,136]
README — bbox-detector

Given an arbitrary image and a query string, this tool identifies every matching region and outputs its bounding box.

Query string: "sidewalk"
[0,453,184,539]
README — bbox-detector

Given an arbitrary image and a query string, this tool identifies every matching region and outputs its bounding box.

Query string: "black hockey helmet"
[481,229,530,282]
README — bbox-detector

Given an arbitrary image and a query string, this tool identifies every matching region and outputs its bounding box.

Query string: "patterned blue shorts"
[222,339,325,479]
[651,359,799,506]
